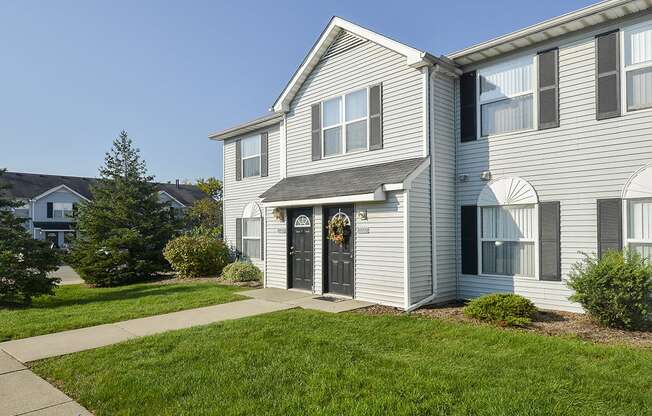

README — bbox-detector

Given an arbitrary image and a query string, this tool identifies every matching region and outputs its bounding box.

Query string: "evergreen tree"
[0,169,60,303]
[68,131,178,286]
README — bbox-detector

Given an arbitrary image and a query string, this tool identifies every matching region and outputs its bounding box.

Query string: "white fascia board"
[32,184,90,202]
[262,187,385,208]
[272,16,431,112]
[158,190,186,208]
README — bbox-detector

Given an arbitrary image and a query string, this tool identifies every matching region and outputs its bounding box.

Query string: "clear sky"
[0,0,595,182]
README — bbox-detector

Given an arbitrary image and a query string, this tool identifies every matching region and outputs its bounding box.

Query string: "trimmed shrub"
[163,235,230,278]
[464,293,538,327]
[222,261,262,283]
[568,250,652,330]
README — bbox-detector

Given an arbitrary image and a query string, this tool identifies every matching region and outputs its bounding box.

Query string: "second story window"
[479,56,534,137]
[241,135,261,178]
[624,22,652,112]
[53,202,73,219]
[322,88,368,157]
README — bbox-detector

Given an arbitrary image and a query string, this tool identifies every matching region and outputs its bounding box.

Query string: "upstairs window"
[479,56,534,137]
[624,22,652,112]
[241,135,261,178]
[480,205,536,277]
[322,88,368,157]
[53,202,73,219]
[626,199,652,261]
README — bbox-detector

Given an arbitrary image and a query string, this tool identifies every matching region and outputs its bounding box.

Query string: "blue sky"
[0,0,595,182]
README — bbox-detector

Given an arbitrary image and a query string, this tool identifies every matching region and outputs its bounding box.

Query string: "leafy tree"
[196,177,222,200]
[68,131,178,286]
[0,169,60,303]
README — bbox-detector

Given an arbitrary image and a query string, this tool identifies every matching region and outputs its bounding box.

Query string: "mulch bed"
[151,276,262,288]
[357,302,652,349]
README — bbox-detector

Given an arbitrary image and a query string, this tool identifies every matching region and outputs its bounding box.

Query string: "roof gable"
[271,17,433,112]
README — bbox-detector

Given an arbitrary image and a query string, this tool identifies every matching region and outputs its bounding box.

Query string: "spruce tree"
[0,169,60,303]
[69,131,178,286]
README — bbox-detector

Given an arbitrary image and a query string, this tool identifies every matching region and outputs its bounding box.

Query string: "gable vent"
[320,30,367,61]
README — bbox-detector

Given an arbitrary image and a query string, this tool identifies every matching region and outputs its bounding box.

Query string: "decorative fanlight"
[294,214,311,228]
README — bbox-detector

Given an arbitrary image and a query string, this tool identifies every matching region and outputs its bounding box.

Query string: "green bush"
[222,261,262,283]
[163,235,230,278]
[568,250,652,330]
[464,293,538,327]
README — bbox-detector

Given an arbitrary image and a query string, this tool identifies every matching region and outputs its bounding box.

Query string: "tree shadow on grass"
[1,283,238,311]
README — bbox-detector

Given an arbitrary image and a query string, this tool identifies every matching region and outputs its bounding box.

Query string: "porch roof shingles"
[260,157,426,203]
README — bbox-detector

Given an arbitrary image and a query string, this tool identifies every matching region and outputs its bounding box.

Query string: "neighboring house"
[210,0,652,312]
[1,172,208,249]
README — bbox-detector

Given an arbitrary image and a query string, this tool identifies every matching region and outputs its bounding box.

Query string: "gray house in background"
[212,0,652,312]
[2,172,208,248]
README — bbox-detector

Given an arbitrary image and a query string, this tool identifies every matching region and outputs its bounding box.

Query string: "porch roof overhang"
[260,157,428,207]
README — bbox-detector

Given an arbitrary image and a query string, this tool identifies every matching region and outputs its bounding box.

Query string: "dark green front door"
[325,206,354,296]
[288,208,314,291]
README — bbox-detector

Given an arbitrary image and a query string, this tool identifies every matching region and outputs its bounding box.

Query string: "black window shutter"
[539,201,561,281]
[597,198,622,257]
[235,139,242,181]
[461,205,478,275]
[460,71,477,142]
[538,48,559,130]
[311,103,321,160]
[369,84,383,150]
[260,217,264,260]
[260,132,268,177]
[46,202,53,218]
[596,30,621,120]
[235,218,242,253]
[72,202,79,218]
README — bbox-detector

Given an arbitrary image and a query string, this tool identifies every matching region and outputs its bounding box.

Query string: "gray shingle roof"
[260,157,426,203]
[0,172,208,206]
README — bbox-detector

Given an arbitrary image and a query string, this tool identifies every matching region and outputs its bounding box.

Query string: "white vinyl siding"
[223,124,281,274]
[623,21,652,112]
[355,192,405,308]
[479,55,535,137]
[286,37,424,176]
[265,207,287,289]
[408,167,432,304]
[627,199,652,260]
[480,206,536,277]
[455,16,652,313]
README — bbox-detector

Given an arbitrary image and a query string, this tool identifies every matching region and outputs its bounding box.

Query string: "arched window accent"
[331,211,351,226]
[241,202,262,259]
[623,164,652,260]
[294,214,311,228]
[477,177,538,278]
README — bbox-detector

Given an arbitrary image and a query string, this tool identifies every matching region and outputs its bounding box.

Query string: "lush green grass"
[32,310,651,416]
[0,282,246,341]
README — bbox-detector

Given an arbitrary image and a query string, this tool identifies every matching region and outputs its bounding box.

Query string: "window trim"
[241,217,262,259]
[320,86,370,159]
[52,202,74,220]
[622,198,652,255]
[476,54,539,139]
[477,204,540,279]
[621,20,652,115]
[240,135,261,179]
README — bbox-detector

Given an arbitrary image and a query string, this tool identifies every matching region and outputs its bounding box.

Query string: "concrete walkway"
[0,288,371,416]
[0,351,91,416]
[49,266,84,286]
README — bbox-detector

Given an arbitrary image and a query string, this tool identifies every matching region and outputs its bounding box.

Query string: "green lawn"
[32,309,651,416]
[0,282,247,341]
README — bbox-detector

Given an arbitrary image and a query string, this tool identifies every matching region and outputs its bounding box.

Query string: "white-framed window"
[478,55,535,137]
[623,21,652,112]
[322,87,369,157]
[241,135,261,178]
[480,205,537,277]
[242,217,261,259]
[626,198,652,260]
[53,202,73,219]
